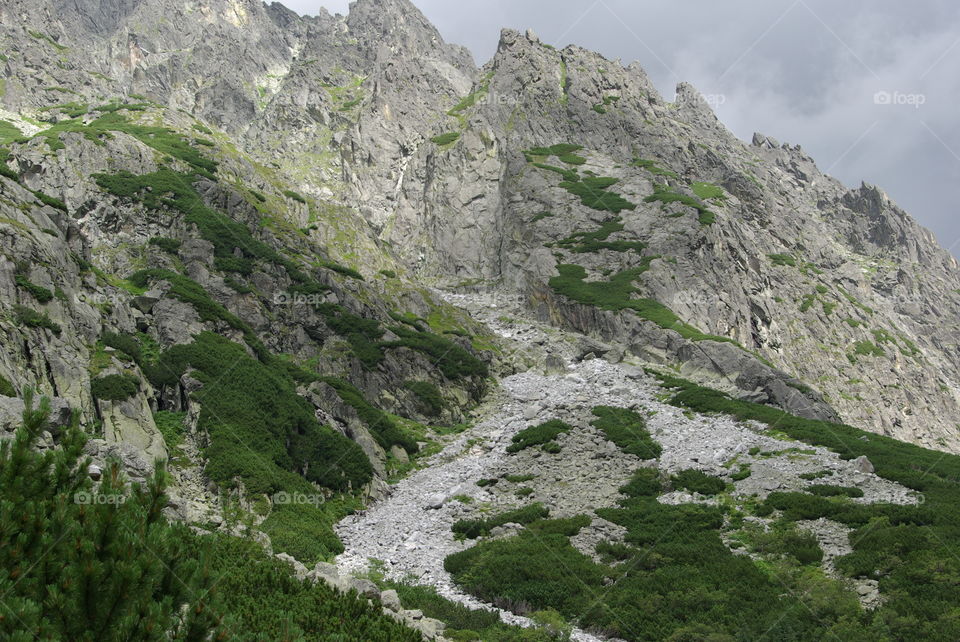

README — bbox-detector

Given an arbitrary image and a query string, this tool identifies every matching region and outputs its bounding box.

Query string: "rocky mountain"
[2,0,960,640]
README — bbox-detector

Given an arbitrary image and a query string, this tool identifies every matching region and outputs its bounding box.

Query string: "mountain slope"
[5,0,949,449]
[2,0,960,640]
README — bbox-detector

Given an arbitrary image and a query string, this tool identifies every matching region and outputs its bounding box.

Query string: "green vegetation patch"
[644,184,714,225]
[524,143,583,157]
[383,581,550,641]
[806,484,864,498]
[0,120,23,145]
[630,158,679,179]
[549,262,737,344]
[13,305,61,334]
[506,419,573,453]
[690,181,725,201]
[15,275,53,303]
[404,380,445,417]
[452,503,550,539]
[554,218,646,254]
[90,373,140,402]
[558,176,636,213]
[431,132,460,146]
[671,469,726,495]
[0,375,14,397]
[28,30,68,51]
[853,340,885,358]
[531,162,579,182]
[148,237,181,254]
[590,406,662,459]
[768,253,797,267]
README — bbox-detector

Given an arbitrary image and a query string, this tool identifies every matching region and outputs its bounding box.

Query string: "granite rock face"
[1,0,959,480]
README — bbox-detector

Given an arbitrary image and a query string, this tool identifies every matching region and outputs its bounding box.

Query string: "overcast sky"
[277,0,960,257]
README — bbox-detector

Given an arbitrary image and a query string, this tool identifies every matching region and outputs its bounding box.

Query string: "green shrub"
[590,406,662,459]
[15,275,53,303]
[404,380,444,417]
[379,269,397,278]
[385,581,538,640]
[630,158,679,179]
[452,503,549,539]
[90,373,140,402]
[731,464,752,481]
[853,340,885,357]
[531,211,554,223]
[31,189,67,211]
[214,255,253,275]
[619,467,662,498]
[41,112,216,176]
[0,374,15,397]
[153,410,185,450]
[206,534,420,640]
[644,184,714,225]
[690,181,725,201]
[745,523,824,565]
[527,515,591,536]
[671,469,726,495]
[445,530,603,615]
[431,132,460,145]
[768,253,797,267]
[94,169,314,294]
[558,152,586,165]
[541,441,561,454]
[101,331,142,364]
[531,163,579,182]
[148,236,181,253]
[506,419,572,453]
[282,189,307,203]
[524,143,583,157]
[806,484,864,498]
[476,478,498,488]
[0,392,229,640]
[259,501,347,564]
[558,176,636,213]
[13,305,61,334]
[316,304,386,370]
[555,219,646,254]
[316,258,363,280]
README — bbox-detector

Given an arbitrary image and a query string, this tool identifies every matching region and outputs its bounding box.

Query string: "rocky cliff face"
[1,0,958,506]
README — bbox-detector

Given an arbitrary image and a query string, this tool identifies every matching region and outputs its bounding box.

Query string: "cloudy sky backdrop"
[278,0,960,256]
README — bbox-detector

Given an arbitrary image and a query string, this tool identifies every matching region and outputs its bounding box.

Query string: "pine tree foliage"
[0,390,225,640]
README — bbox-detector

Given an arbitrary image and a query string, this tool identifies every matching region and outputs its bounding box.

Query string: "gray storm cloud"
[277,0,960,256]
